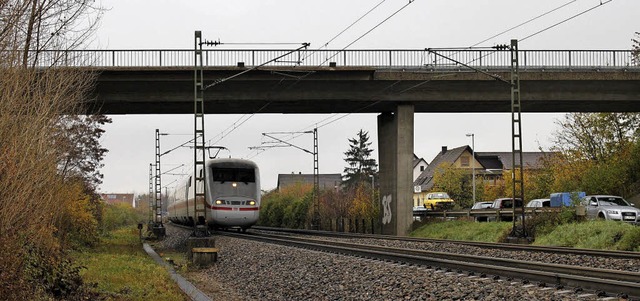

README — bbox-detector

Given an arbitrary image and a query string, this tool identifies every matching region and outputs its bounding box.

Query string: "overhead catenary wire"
[247,0,418,157]
[319,0,416,67]
[300,0,388,63]
[520,0,614,42]
[248,0,615,162]
[429,0,581,66]
[323,0,387,48]
[276,0,615,150]
[470,0,579,48]
[427,0,614,82]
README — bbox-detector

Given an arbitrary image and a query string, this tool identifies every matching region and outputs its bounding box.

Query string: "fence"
[415,207,563,221]
[22,49,639,69]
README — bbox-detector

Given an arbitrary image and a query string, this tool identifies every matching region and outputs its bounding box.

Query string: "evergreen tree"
[342,130,377,188]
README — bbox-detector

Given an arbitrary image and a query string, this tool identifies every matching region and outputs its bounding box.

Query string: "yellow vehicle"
[423,192,455,210]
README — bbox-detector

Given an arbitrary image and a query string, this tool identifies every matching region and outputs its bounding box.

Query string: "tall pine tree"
[342,130,378,188]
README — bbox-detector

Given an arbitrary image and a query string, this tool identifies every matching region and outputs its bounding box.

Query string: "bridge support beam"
[377,104,414,236]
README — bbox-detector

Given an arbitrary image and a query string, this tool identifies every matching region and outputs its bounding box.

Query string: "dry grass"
[0,2,103,298]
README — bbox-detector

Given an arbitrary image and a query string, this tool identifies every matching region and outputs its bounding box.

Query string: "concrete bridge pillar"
[377,104,414,236]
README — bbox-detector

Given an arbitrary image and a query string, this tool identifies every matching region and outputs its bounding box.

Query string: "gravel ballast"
[156,225,630,300]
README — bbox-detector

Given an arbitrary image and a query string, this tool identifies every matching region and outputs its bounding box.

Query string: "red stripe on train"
[211,206,233,210]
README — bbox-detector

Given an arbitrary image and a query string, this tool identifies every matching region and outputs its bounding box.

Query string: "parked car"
[412,206,427,221]
[581,195,639,224]
[471,201,493,222]
[491,198,523,209]
[471,201,493,210]
[526,198,551,208]
[423,192,455,211]
[487,198,523,222]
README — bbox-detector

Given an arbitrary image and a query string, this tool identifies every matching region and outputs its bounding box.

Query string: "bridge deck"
[30,49,638,114]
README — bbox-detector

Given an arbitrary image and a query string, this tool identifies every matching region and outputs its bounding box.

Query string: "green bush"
[282,194,311,228]
[101,203,141,233]
[524,207,577,238]
[258,184,313,228]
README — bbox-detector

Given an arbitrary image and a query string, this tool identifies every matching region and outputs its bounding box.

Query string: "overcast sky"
[94,0,640,194]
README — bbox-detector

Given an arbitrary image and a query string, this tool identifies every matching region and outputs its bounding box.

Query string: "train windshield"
[212,168,256,183]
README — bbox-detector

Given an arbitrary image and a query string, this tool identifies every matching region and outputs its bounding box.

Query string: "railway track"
[223,229,640,299]
[254,226,640,260]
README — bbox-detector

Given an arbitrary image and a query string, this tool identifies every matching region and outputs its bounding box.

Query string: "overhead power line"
[321,0,416,66]
[245,1,418,160]
[322,0,387,48]
[470,0,578,47]
[520,0,614,42]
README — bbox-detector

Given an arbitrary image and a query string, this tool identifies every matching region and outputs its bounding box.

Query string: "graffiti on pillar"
[381,194,392,225]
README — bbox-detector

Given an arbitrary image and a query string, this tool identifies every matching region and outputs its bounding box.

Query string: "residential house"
[412,145,549,207]
[100,193,134,206]
[413,154,428,182]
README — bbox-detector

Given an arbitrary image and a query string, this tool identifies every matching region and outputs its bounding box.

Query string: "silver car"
[581,195,639,224]
[526,198,550,208]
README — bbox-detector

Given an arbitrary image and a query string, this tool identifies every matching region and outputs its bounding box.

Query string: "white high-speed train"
[167,158,261,231]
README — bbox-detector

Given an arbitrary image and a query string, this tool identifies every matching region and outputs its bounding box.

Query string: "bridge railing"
[30,49,638,69]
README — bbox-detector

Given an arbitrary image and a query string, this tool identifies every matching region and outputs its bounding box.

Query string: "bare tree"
[0,1,105,299]
[552,113,640,162]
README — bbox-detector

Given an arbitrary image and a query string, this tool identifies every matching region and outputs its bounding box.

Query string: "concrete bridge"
[38,48,640,114]
[46,48,640,235]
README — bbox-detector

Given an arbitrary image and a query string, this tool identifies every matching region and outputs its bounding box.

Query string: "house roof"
[413,146,553,192]
[277,173,342,191]
[475,152,549,170]
[413,154,427,169]
[414,146,472,191]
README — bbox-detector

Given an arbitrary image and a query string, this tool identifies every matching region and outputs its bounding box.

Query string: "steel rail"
[253,226,640,260]
[222,231,640,298]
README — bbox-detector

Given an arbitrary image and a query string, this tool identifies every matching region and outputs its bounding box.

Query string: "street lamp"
[369,174,375,204]
[466,133,476,203]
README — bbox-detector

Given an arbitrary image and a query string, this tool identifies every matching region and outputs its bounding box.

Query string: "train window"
[237,169,255,183]
[212,168,255,183]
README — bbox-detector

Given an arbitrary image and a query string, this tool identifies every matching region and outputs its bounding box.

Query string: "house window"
[420,165,425,172]
[461,156,470,167]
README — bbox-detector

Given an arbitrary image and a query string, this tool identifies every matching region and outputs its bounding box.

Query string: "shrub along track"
[222,228,640,299]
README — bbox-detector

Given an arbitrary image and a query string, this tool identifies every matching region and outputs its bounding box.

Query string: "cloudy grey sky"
[94,0,639,194]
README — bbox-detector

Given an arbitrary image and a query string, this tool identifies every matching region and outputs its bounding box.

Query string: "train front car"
[207,158,260,231]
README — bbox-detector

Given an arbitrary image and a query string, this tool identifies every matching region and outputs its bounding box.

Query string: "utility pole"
[249,129,320,229]
[193,31,209,237]
[153,129,166,238]
[466,133,475,204]
[427,40,527,239]
[148,163,154,231]
[193,30,309,236]
[509,39,526,239]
